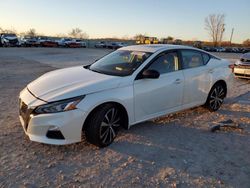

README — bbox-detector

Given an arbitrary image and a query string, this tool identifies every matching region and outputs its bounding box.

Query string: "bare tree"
[205,14,225,47]
[3,27,17,34]
[134,34,145,40]
[166,36,174,41]
[69,28,89,39]
[26,28,36,37]
[243,39,250,47]
[55,33,67,38]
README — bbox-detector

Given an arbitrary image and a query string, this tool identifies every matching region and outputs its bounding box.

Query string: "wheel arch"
[82,101,129,131]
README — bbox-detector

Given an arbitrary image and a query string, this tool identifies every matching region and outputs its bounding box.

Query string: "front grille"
[19,99,32,130]
[240,58,250,63]
[9,39,18,44]
[235,73,250,78]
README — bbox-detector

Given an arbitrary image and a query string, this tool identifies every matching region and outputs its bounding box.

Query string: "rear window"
[202,53,210,65]
[181,50,204,69]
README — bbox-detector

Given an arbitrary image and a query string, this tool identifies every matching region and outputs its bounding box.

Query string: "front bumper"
[19,89,87,145]
[234,66,250,79]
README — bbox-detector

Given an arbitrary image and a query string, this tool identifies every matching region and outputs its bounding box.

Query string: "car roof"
[119,44,197,53]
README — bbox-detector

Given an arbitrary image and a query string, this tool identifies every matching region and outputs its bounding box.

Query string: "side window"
[181,50,204,69]
[202,53,210,65]
[147,52,179,74]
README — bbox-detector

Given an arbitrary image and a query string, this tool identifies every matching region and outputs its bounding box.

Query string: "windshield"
[5,34,16,37]
[89,50,152,76]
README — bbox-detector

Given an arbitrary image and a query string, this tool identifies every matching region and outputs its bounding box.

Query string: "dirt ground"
[0,48,249,188]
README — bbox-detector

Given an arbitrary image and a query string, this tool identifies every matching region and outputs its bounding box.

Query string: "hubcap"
[210,86,225,110]
[100,108,120,144]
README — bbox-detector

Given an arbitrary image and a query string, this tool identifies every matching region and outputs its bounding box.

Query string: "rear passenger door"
[180,50,212,107]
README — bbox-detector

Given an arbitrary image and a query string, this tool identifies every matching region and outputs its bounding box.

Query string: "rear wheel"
[85,104,122,147]
[205,83,226,111]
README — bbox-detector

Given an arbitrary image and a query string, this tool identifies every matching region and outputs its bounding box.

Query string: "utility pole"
[230,28,234,45]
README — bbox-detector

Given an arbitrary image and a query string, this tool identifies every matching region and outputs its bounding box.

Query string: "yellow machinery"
[136,36,159,44]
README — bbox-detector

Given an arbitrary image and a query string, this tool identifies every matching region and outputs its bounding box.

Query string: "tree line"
[0,27,89,39]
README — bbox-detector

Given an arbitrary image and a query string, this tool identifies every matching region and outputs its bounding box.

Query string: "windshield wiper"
[89,68,103,74]
[83,65,90,69]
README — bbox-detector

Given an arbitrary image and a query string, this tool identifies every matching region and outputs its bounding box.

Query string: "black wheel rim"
[209,85,225,110]
[99,108,120,145]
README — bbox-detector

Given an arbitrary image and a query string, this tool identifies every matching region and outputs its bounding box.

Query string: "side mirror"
[142,69,160,79]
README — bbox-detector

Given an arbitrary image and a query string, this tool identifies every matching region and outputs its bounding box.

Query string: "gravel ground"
[0,48,249,188]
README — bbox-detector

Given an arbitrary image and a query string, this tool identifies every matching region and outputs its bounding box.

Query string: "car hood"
[27,66,122,102]
[236,61,250,66]
[4,36,17,40]
[241,53,250,60]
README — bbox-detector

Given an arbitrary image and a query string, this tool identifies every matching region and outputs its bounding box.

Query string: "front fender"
[77,85,134,125]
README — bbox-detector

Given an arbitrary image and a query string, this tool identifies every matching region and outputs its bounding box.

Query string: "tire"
[85,104,122,147]
[205,83,226,111]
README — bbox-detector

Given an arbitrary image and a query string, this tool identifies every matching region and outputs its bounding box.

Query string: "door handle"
[174,79,181,84]
[208,69,214,73]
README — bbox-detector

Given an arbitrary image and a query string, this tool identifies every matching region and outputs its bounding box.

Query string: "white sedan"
[233,52,250,79]
[19,45,233,147]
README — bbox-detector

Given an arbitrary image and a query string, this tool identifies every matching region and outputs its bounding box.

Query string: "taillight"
[228,64,234,73]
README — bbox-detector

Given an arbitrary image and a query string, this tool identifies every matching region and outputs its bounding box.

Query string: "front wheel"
[205,83,226,111]
[85,104,122,147]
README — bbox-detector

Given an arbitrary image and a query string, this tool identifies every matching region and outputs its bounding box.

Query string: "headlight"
[235,60,241,65]
[34,95,85,114]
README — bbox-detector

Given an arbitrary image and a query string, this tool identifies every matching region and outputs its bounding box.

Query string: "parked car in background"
[20,36,37,47]
[233,52,250,79]
[224,47,234,53]
[232,47,240,53]
[193,41,203,49]
[173,39,183,45]
[35,37,55,47]
[238,48,248,53]
[19,44,233,147]
[202,46,217,52]
[58,38,71,47]
[66,40,81,48]
[95,41,107,48]
[107,42,126,49]
[224,47,242,53]
[39,37,58,47]
[0,33,19,47]
[58,38,80,48]
[35,36,46,46]
[216,47,226,52]
[202,46,211,52]
[75,39,87,48]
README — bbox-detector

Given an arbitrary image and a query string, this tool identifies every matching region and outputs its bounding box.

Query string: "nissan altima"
[19,45,233,147]
[233,52,250,79]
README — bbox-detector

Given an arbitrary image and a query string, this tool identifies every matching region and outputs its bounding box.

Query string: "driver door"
[133,51,184,122]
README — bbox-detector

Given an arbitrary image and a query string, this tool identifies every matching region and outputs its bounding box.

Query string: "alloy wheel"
[99,108,120,145]
[209,85,225,110]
